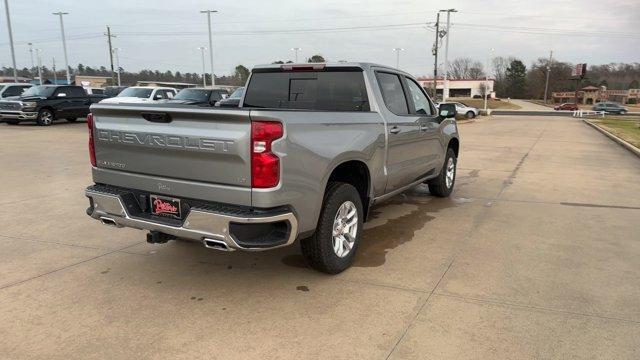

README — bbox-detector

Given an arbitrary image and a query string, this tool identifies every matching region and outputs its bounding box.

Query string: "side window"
[405,78,433,115]
[154,90,165,99]
[210,91,223,101]
[4,86,26,97]
[376,72,409,115]
[166,90,175,99]
[92,88,104,95]
[68,87,87,97]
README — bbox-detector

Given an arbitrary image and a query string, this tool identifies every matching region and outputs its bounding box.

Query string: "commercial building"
[553,86,639,104]
[416,78,495,99]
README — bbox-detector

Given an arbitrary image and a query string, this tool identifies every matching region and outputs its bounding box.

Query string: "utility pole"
[53,12,71,84]
[393,48,404,69]
[291,47,301,63]
[105,26,116,85]
[35,48,43,84]
[439,8,456,102]
[200,10,218,86]
[3,0,19,82]
[484,48,494,112]
[198,46,207,87]
[113,48,121,86]
[543,50,553,104]
[52,57,57,83]
[432,12,440,97]
[28,43,35,78]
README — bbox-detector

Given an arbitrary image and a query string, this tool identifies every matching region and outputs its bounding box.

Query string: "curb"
[583,119,640,159]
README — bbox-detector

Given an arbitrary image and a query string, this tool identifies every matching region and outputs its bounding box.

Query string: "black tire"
[466,111,476,119]
[300,182,364,274]
[36,108,55,126]
[428,148,457,197]
[66,117,77,122]
[5,120,19,125]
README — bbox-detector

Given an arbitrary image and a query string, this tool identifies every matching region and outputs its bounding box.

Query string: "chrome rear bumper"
[85,187,298,251]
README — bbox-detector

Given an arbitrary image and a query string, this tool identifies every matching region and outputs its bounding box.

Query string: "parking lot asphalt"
[0,116,639,359]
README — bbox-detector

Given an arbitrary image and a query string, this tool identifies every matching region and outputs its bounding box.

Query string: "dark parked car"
[215,87,244,107]
[162,88,229,107]
[554,103,579,111]
[593,102,628,114]
[0,85,106,125]
[104,86,128,98]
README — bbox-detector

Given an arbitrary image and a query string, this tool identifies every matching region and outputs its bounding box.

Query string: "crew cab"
[85,63,460,274]
[100,86,177,104]
[0,85,105,125]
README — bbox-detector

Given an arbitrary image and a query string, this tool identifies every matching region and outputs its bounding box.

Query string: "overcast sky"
[1,0,638,77]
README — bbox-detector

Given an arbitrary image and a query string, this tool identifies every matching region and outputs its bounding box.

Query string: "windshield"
[117,87,153,98]
[229,87,245,99]
[174,89,210,102]
[21,86,56,97]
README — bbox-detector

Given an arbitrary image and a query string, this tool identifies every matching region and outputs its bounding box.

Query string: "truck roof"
[252,62,411,76]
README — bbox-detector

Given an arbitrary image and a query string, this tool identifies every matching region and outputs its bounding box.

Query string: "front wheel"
[36,109,55,126]
[300,182,363,274]
[466,111,476,119]
[427,148,457,197]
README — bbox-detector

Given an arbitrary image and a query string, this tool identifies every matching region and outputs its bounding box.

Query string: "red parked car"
[554,103,579,111]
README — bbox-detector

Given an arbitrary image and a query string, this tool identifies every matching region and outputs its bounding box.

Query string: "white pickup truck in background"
[100,86,177,104]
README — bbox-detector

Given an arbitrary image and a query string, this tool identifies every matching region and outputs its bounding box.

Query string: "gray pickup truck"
[85,63,460,274]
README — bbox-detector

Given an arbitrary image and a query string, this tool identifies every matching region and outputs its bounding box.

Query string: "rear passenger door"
[67,87,90,118]
[403,77,443,173]
[375,71,430,193]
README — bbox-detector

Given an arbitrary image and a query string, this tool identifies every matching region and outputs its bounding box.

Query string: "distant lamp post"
[198,46,207,87]
[52,11,71,84]
[393,48,404,69]
[35,48,43,84]
[291,47,301,63]
[200,10,218,86]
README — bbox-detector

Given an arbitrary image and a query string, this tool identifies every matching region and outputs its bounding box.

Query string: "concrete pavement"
[0,116,638,359]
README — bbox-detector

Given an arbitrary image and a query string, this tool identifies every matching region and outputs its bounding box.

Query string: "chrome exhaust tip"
[100,217,117,227]
[203,238,234,252]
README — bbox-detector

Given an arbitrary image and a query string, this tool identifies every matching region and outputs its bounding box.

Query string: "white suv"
[437,102,479,119]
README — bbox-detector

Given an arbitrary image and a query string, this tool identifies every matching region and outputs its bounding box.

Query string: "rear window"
[243,69,370,111]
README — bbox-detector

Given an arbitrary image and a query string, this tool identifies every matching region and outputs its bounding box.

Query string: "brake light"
[87,113,96,167]
[251,121,283,188]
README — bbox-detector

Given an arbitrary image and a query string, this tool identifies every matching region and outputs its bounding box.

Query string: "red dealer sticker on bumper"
[150,195,181,219]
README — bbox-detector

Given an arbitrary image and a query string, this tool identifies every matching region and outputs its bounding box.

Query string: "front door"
[375,71,430,193]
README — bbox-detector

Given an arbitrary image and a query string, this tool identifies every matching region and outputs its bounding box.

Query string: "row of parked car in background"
[0,83,245,126]
[554,101,629,114]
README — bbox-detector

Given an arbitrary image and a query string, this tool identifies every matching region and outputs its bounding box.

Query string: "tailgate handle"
[141,112,172,123]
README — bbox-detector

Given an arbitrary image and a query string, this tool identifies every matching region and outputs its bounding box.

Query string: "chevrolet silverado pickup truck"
[85,63,460,274]
[0,85,105,125]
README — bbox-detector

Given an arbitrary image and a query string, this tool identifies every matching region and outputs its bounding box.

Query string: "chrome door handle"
[389,126,401,134]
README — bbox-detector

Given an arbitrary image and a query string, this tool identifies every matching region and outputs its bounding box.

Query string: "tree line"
[442,57,640,99]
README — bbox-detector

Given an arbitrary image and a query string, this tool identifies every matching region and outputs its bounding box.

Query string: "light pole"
[484,48,494,112]
[112,48,122,86]
[52,57,57,83]
[291,47,301,63]
[439,8,456,102]
[35,48,43,84]
[543,50,554,104]
[3,0,19,82]
[198,46,207,87]
[200,10,218,87]
[393,48,404,69]
[28,43,35,78]
[53,11,71,84]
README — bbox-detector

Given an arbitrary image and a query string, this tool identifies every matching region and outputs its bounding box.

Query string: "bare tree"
[449,57,485,79]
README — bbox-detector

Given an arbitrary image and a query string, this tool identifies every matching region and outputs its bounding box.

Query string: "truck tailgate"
[91,104,251,192]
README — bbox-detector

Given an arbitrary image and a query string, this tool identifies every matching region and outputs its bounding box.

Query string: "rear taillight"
[251,121,283,188]
[87,113,96,167]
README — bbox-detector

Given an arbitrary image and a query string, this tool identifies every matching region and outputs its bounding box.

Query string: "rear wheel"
[36,109,55,126]
[427,148,457,197]
[300,182,363,274]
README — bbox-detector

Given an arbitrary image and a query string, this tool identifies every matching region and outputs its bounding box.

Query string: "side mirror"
[154,94,163,100]
[57,93,67,98]
[438,103,457,119]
